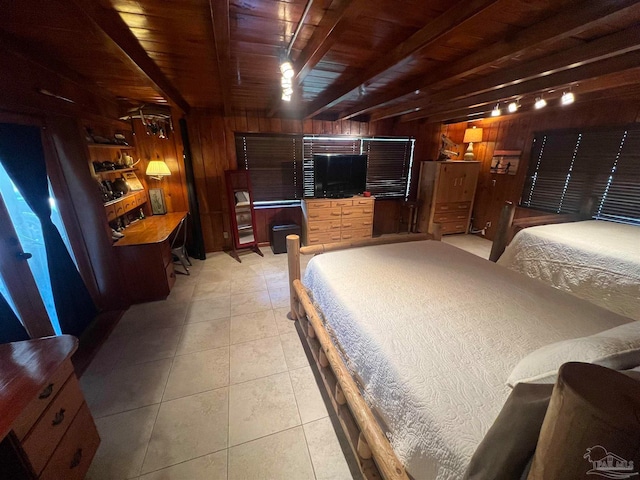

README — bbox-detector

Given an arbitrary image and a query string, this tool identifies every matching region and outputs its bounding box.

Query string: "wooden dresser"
[416,161,480,235]
[0,335,100,479]
[301,196,375,245]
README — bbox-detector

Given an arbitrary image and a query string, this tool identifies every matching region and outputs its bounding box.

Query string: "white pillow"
[508,321,640,387]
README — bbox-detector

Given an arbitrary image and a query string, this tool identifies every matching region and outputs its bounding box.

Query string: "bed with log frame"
[286,233,631,480]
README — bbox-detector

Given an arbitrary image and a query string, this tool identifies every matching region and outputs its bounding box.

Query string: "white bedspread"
[497,220,640,321]
[303,241,630,479]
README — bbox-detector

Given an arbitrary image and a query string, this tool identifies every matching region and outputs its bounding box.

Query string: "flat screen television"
[313,154,367,198]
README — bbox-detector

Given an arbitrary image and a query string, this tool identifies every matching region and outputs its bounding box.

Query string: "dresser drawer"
[39,403,100,480]
[433,211,468,223]
[352,198,374,207]
[340,229,372,241]
[330,199,352,207]
[307,208,342,220]
[160,239,172,268]
[435,202,471,213]
[341,217,373,230]
[307,231,342,245]
[341,206,374,217]
[22,375,84,475]
[307,220,341,233]
[438,221,468,234]
[12,360,74,441]
[104,204,116,222]
[306,200,332,210]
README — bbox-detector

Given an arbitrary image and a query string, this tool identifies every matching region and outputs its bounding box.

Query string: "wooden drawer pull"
[342,211,352,215]
[52,408,66,426]
[343,223,352,227]
[70,448,83,469]
[343,235,352,239]
[310,226,320,231]
[39,383,54,399]
[331,212,341,216]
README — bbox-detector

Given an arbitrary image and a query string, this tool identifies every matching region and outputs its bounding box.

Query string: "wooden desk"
[114,212,188,303]
[0,336,100,479]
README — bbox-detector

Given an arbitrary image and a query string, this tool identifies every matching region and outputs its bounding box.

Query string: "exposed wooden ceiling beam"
[70,0,190,114]
[397,51,640,123]
[371,24,640,121]
[303,0,500,119]
[209,0,232,116]
[339,0,640,121]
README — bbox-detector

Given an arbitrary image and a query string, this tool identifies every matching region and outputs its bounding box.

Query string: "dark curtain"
[0,123,97,337]
[0,292,29,343]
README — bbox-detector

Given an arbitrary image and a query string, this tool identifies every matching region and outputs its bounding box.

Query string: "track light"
[507,101,519,113]
[279,60,294,79]
[282,86,293,97]
[281,77,292,88]
[534,97,547,109]
[491,104,501,117]
[561,91,575,105]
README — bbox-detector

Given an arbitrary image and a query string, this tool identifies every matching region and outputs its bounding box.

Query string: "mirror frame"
[224,170,262,261]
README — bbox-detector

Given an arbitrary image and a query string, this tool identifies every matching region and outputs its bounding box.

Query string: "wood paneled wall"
[186,109,396,252]
[400,99,640,240]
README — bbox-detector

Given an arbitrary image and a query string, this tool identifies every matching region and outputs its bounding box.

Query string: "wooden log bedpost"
[287,234,301,321]
[489,201,515,262]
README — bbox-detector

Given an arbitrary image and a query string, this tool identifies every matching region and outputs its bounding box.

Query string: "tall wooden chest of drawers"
[416,161,480,235]
[301,196,375,245]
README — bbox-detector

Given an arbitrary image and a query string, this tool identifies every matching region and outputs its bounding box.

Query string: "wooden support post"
[319,348,329,367]
[336,384,346,405]
[357,433,373,460]
[489,201,516,262]
[287,234,301,320]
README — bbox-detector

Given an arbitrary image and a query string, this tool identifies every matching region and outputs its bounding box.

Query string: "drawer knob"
[52,408,66,426]
[39,383,54,399]
[70,448,83,469]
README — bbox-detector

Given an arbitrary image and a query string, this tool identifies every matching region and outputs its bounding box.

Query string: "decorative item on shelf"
[120,104,173,138]
[123,171,144,191]
[439,134,460,160]
[149,188,168,215]
[146,154,172,181]
[112,177,129,196]
[463,127,483,161]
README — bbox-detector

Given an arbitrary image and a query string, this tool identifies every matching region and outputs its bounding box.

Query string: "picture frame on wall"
[149,188,167,215]
[490,150,522,175]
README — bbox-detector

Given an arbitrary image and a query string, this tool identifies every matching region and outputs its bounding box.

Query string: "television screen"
[313,154,367,198]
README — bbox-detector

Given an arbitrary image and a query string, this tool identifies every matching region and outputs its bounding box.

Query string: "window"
[235,134,303,204]
[303,135,414,199]
[521,126,640,225]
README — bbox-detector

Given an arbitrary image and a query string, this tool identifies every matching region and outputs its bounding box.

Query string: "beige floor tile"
[280,332,310,370]
[192,280,231,301]
[230,290,272,316]
[164,346,230,401]
[198,267,235,283]
[142,388,229,474]
[268,286,290,309]
[230,275,268,294]
[266,278,289,292]
[164,284,195,303]
[228,427,314,480]
[113,302,188,336]
[264,270,289,285]
[229,265,263,280]
[83,333,128,375]
[304,417,354,480]
[81,359,172,418]
[262,262,287,277]
[186,297,231,323]
[230,336,287,384]
[289,366,329,424]
[118,326,183,367]
[86,404,159,480]
[228,372,301,446]
[139,451,227,480]
[229,309,278,344]
[176,318,230,355]
[273,307,297,334]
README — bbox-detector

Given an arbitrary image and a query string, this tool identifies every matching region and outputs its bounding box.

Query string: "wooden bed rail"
[286,234,409,480]
[300,232,430,256]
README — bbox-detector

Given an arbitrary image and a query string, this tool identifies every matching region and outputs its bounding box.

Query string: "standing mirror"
[225,170,263,262]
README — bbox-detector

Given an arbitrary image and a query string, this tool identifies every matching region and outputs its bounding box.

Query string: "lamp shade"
[146,160,171,177]
[463,127,483,143]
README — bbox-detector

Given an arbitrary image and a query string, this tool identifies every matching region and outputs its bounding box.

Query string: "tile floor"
[81,233,492,479]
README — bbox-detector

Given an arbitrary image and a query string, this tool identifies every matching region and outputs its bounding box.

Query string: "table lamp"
[463,127,483,161]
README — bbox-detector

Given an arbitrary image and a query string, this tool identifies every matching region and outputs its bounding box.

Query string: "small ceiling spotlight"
[561,91,575,105]
[534,97,547,109]
[279,60,294,79]
[507,101,519,113]
[491,104,501,117]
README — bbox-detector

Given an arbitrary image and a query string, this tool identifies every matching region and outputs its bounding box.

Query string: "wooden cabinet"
[302,197,375,245]
[0,336,100,479]
[416,161,480,235]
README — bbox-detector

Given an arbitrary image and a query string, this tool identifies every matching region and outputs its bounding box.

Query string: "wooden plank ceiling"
[1,0,640,123]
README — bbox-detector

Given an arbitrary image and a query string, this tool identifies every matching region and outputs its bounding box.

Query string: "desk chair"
[171,215,192,275]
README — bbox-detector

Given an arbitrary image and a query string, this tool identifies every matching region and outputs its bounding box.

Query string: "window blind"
[522,126,640,225]
[234,134,303,203]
